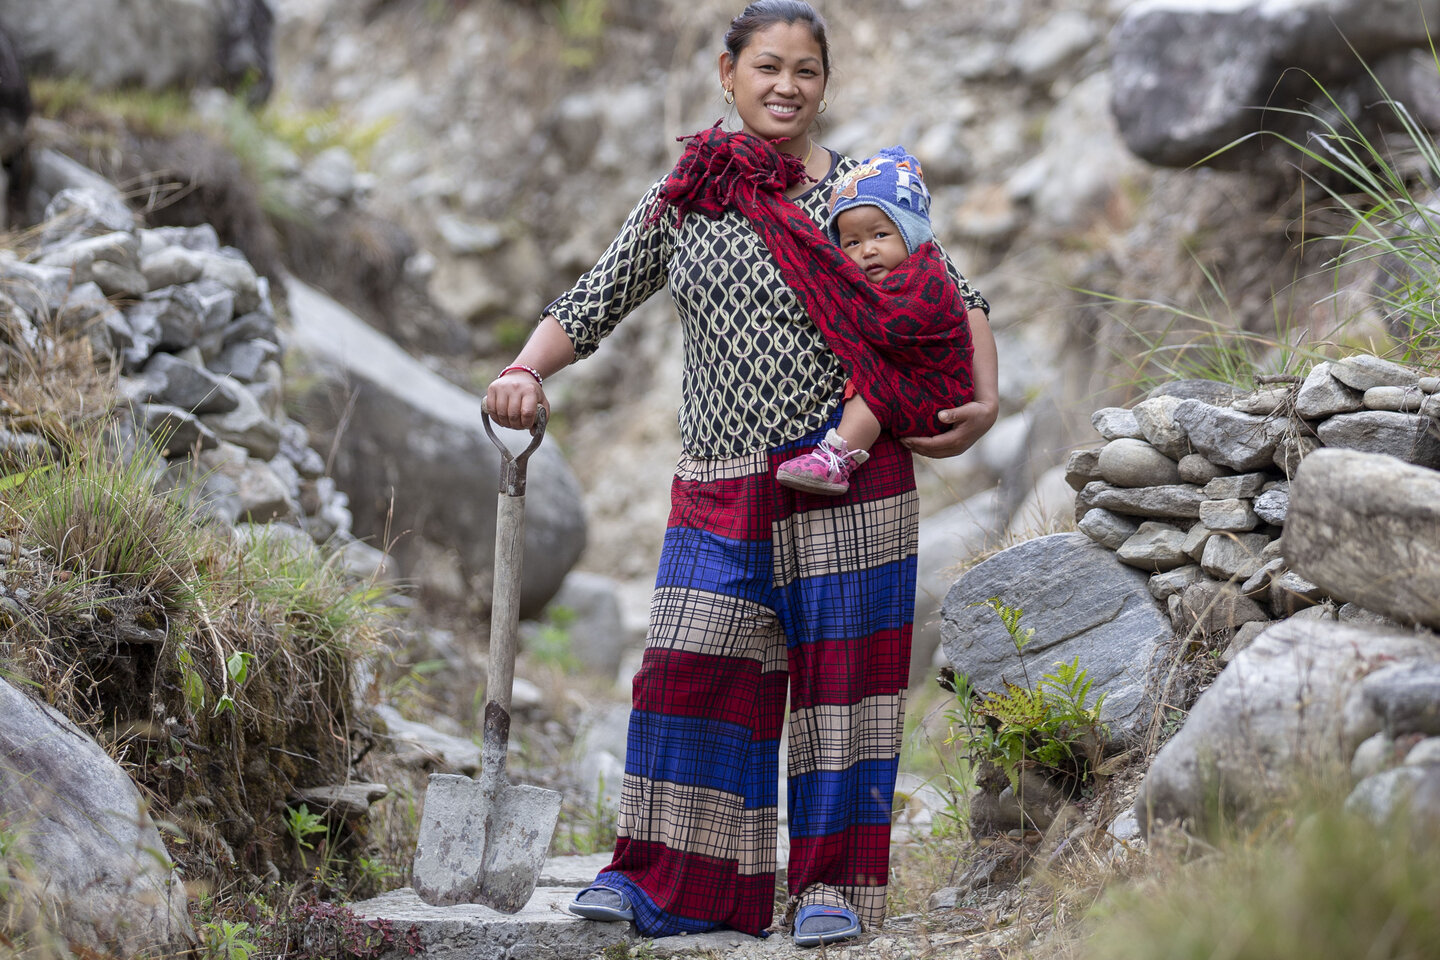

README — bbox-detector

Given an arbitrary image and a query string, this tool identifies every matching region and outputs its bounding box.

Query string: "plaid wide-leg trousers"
[589,423,918,937]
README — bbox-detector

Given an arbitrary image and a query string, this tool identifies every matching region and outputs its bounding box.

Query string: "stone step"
[352,886,628,960]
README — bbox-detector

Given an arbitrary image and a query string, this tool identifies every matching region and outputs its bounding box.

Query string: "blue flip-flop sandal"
[793,903,862,947]
[568,884,635,922]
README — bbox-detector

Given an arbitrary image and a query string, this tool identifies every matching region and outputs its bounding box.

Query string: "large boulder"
[939,532,1173,744]
[1284,448,1440,628]
[1111,0,1440,168]
[284,277,586,618]
[1134,619,1440,834]
[0,0,273,96]
[913,489,1007,688]
[0,678,192,954]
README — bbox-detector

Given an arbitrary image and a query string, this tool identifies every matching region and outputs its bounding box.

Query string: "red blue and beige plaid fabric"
[587,418,918,937]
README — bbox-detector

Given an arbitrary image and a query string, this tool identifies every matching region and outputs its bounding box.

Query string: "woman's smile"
[720,20,826,153]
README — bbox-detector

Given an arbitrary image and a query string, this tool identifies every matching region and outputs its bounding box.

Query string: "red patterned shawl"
[651,124,974,438]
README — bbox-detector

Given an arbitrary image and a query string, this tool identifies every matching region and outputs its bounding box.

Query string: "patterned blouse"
[547,151,990,459]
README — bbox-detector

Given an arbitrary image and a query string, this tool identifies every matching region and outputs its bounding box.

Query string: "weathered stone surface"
[1065,446,1104,491]
[1333,354,1420,392]
[1253,486,1289,525]
[1078,506,1139,550]
[1422,376,1440,394]
[1144,379,1240,405]
[0,678,192,955]
[544,570,629,681]
[354,887,628,960]
[1316,410,1440,468]
[1269,570,1325,616]
[1200,531,1270,582]
[1232,387,1291,416]
[1131,394,1190,459]
[1273,433,1319,476]
[1085,481,1206,519]
[1295,361,1364,418]
[1117,521,1191,572]
[1285,449,1440,627]
[1202,472,1267,500]
[293,782,389,818]
[202,384,281,460]
[1181,520,1212,561]
[940,533,1171,743]
[914,490,1008,686]
[374,705,482,774]
[143,402,218,453]
[142,351,241,414]
[1346,766,1440,834]
[1177,453,1224,484]
[1174,580,1268,636]
[1172,400,1286,471]
[1091,406,1143,441]
[1364,385,1424,412]
[286,279,585,618]
[1149,564,1205,601]
[1198,497,1259,532]
[1360,662,1440,738]
[1098,437,1181,487]
[1135,620,1440,834]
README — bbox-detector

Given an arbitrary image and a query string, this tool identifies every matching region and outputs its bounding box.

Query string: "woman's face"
[719,21,827,150]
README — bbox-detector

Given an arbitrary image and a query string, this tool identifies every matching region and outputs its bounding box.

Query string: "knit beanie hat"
[826,145,934,255]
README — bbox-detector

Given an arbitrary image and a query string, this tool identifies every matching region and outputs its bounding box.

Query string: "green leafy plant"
[198,918,258,960]
[285,804,328,853]
[941,598,1108,795]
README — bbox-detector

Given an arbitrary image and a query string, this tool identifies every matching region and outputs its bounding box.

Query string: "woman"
[485,0,998,946]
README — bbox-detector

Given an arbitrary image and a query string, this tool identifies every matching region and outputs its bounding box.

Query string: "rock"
[141,245,206,288]
[1359,662,1440,738]
[1345,765,1440,835]
[142,351,242,414]
[1177,453,1224,484]
[1202,472,1268,499]
[374,704,481,775]
[1232,387,1292,415]
[1273,433,1319,476]
[143,403,218,454]
[292,782,389,818]
[286,278,585,619]
[1065,447,1104,491]
[914,490,1008,686]
[1351,732,1395,779]
[1131,395,1190,460]
[1110,0,1440,169]
[1010,11,1099,84]
[1144,379,1240,405]
[1181,521,1212,561]
[1174,580,1268,636]
[1172,400,1286,472]
[1198,497,1259,533]
[1294,361,1365,418]
[1148,564,1205,601]
[0,678,191,954]
[1091,406,1143,441]
[544,571,629,681]
[1269,569,1325,616]
[350,887,627,960]
[940,533,1171,743]
[1253,486,1290,525]
[1098,437,1181,487]
[202,384,281,460]
[1116,521,1191,572]
[1365,385,1425,412]
[1078,507,1140,550]
[1285,449,1440,628]
[1083,481,1207,519]
[1316,411,1440,468]
[1199,531,1270,582]
[1332,354,1419,391]
[1135,619,1440,834]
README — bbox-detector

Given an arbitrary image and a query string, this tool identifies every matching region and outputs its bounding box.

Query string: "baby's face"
[835,206,909,283]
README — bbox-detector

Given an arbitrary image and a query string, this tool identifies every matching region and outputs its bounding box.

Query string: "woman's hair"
[724,1,831,79]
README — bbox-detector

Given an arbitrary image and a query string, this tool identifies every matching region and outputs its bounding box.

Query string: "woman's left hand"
[901,398,998,459]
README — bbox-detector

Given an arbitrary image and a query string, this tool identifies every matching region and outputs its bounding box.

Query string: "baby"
[776,145,975,495]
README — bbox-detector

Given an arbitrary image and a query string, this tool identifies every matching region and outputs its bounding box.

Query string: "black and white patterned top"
[548,151,989,459]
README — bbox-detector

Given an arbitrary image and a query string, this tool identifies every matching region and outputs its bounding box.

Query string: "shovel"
[412,403,563,911]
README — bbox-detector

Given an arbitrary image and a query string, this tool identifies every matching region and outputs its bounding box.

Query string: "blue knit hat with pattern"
[826,145,934,255]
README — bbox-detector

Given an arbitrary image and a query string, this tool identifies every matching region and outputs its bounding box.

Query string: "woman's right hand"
[485,370,548,430]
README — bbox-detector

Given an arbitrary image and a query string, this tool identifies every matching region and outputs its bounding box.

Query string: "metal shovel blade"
[411,405,562,911]
[411,772,563,910]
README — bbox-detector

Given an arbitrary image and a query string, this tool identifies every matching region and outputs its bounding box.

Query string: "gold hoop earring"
[724,88,734,105]
[819,98,828,114]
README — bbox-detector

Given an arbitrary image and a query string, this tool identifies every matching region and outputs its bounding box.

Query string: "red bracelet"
[498,363,543,385]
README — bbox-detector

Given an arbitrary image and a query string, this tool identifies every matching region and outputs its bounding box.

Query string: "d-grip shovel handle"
[477,401,546,789]
[481,402,548,497]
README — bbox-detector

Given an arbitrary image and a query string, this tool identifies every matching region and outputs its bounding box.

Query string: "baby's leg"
[834,395,882,453]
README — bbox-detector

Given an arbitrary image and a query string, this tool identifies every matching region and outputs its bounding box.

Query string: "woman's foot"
[793,903,861,947]
[567,885,634,922]
[776,429,870,495]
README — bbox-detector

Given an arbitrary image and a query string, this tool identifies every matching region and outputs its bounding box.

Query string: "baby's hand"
[901,399,998,459]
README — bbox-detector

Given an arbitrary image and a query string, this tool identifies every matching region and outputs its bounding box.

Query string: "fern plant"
[941,599,1108,796]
